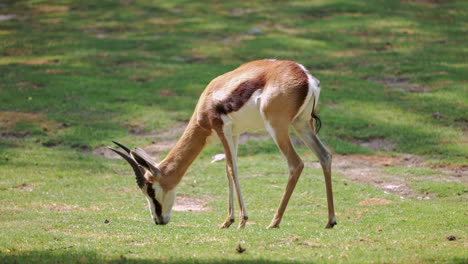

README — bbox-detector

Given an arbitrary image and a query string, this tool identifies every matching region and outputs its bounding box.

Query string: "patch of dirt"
[299,241,321,248]
[114,60,144,67]
[36,5,70,13]
[158,89,177,97]
[92,146,120,159]
[143,123,188,157]
[81,27,110,39]
[230,8,262,16]
[128,76,151,83]
[431,164,467,179]
[93,123,187,160]
[0,14,17,22]
[19,58,60,66]
[44,203,79,213]
[399,0,446,7]
[10,183,35,192]
[351,137,396,152]
[358,198,393,206]
[273,24,305,35]
[0,111,60,139]
[326,154,466,199]
[330,49,370,58]
[16,81,44,90]
[0,111,45,129]
[170,56,208,63]
[173,195,212,212]
[329,154,432,199]
[43,203,100,213]
[217,35,256,46]
[45,69,65,75]
[239,132,270,144]
[373,77,431,93]
[147,18,180,26]
[124,122,147,135]
[142,140,177,159]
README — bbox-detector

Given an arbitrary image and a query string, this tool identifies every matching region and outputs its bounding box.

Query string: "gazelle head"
[109,141,175,225]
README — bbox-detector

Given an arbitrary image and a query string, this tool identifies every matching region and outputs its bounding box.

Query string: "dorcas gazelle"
[109,60,336,229]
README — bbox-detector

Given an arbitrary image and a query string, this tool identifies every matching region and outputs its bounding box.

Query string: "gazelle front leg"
[220,135,238,228]
[217,125,248,228]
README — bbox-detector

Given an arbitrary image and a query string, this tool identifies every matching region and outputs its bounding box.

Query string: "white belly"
[207,91,265,144]
[227,90,265,135]
[205,90,265,144]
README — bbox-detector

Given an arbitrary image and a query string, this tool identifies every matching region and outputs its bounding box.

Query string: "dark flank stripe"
[215,76,266,115]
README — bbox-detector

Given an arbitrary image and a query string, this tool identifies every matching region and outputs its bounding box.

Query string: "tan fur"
[149,60,335,228]
[157,114,211,191]
[158,60,310,191]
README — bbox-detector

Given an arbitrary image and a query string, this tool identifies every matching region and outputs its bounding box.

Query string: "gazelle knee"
[289,160,304,178]
[319,151,332,170]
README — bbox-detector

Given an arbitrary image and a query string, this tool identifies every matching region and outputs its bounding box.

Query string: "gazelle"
[110,60,336,229]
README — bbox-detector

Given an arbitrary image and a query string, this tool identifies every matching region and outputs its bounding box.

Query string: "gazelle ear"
[131,147,161,180]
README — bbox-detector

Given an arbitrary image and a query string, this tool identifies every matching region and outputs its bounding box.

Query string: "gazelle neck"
[157,114,211,190]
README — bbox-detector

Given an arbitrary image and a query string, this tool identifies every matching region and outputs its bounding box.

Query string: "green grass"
[0,0,467,263]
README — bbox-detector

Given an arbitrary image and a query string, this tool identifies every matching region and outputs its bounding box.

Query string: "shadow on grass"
[2,250,466,264]
[0,250,310,264]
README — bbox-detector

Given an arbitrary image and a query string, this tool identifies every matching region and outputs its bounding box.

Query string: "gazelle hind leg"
[293,119,336,228]
[264,121,304,229]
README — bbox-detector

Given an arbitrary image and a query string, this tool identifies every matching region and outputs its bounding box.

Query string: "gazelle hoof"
[266,223,280,229]
[325,220,337,229]
[220,219,234,229]
[237,216,248,228]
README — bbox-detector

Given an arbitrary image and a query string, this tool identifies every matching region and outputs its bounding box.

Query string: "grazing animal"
[110,60,336,229]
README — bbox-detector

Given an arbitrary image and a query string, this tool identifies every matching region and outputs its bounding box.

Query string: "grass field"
[0,0,467,263]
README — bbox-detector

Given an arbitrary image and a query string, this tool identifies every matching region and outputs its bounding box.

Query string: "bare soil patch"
[42,203,99,213]
[0,14,17,22]
[330,49,370,58]
[329,154,429,198]
[92,123,186,158]
[373,76,431,93]
[44,203,79,213]
[0,111,60,139]
[10,183,35,192]
[142,139,178,158]
[91,146,121,159]
[351,137,396,152]
[358,198,393,206]
[329,154,467,199]
[0,111,45,130]
[173,195,212,212]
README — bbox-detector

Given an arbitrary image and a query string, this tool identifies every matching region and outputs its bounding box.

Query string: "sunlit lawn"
[0,0,466,263]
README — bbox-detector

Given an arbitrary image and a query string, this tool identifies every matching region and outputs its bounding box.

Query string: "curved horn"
[108,146,146,188]
[112,141,131,154]
[131,147,161,178]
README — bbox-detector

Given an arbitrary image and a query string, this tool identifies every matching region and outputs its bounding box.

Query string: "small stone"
[446,235,456,241]
[235,243,246,253]
[0,14,17,22]
[248,28,263,35]
[432,112,441,120]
